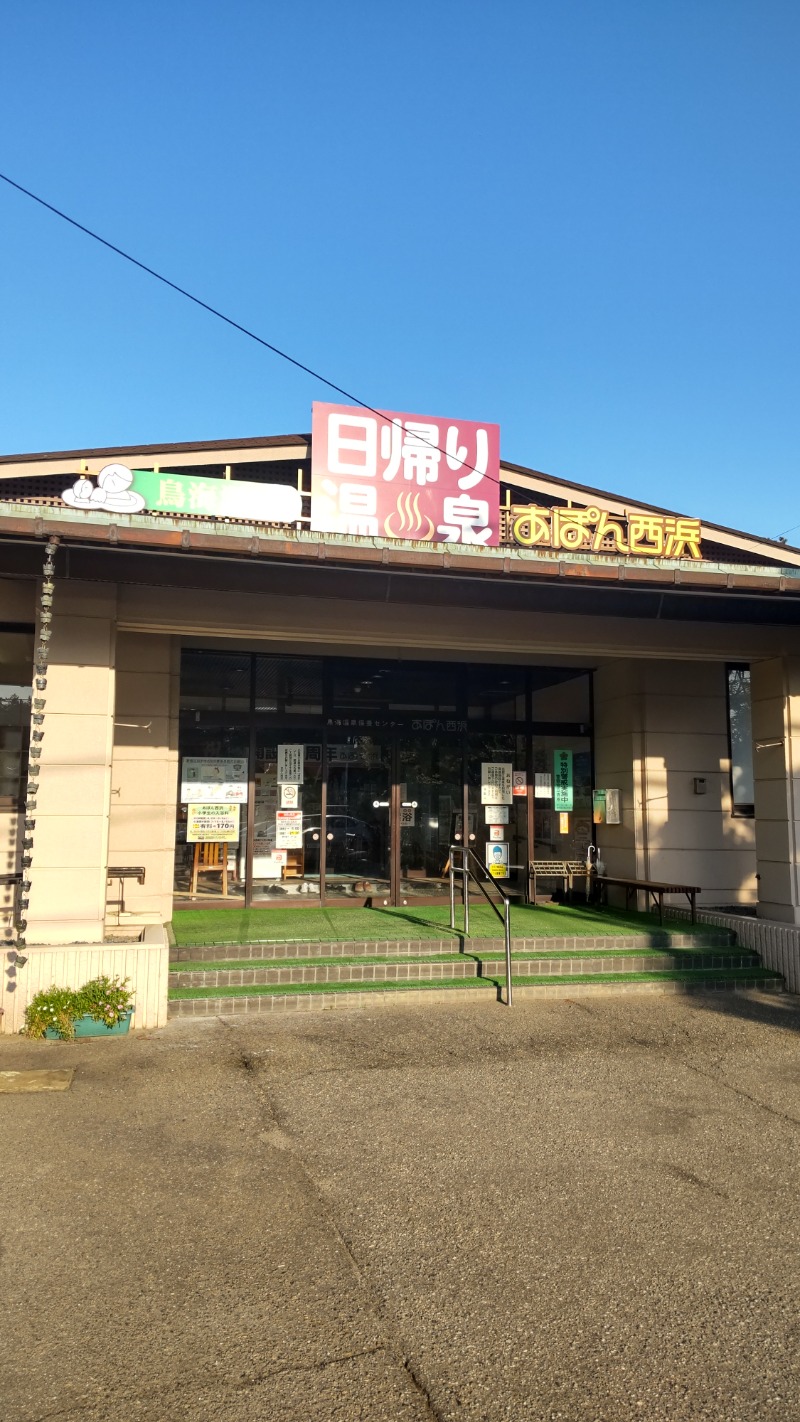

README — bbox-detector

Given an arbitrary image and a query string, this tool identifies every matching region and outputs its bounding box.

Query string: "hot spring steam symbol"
[384,490,435,540]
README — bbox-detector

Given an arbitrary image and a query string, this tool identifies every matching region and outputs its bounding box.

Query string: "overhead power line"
[0,171,497,486]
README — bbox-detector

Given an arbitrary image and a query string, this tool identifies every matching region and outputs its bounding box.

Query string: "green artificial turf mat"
[171,902,722,947]
[169,966,778,1000]
[171,945,748,974]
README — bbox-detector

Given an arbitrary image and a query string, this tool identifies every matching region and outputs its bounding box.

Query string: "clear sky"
[1,1,798,540]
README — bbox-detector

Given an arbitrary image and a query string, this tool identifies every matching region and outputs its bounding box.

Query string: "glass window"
[533,735,593,866]
[325,735,392,901]
[727,666,754,816]
[251,736,322,901]
[0,630,33,808]
[180,650,251,713]
[331,659,460,716]
[255,657,322,716]
[174,724,249,900]
[467,665,527,722]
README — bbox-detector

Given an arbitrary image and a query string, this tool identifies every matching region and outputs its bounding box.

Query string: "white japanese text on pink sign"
[310,402,500,545]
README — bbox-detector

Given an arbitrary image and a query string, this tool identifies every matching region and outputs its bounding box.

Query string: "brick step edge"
[170,952,761,990]
[168,976,784,1017]
[169,931,736,963]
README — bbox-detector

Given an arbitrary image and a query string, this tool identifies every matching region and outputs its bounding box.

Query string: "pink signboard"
[310,402,500,545]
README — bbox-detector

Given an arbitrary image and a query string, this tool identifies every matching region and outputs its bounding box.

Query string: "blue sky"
[1,1,798,539]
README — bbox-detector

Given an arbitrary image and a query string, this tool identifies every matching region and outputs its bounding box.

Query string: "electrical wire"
[0,171,498,485]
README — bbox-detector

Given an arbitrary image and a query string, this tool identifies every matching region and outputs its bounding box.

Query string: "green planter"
[44,1010,133,1040]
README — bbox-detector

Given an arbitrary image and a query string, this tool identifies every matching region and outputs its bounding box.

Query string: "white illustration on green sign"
[553,749,574,811]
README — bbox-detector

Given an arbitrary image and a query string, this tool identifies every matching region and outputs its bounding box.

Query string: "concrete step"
[168,967,784,1018]
[169,929,737,964]
[169,949,760,992]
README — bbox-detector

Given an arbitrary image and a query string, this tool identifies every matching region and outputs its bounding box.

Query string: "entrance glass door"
[466,733,530,898]
[325,734,391,902]
[397,735,462,902]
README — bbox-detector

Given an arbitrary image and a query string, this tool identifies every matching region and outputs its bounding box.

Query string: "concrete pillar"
[106,633,180,928]
[752,657,800,924]
[25,581,117,944]
[592,660,642,880]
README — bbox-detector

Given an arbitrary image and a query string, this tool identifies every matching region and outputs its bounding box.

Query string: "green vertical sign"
[553,749,573,811]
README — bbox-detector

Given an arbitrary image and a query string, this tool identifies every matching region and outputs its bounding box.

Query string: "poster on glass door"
[485,841,509,878]
[277,744,304,784]
[180,757,248,804]
[480,762,513,805]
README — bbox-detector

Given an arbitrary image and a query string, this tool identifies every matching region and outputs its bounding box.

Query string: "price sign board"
[275,810,303,848]
[186,803,240,843]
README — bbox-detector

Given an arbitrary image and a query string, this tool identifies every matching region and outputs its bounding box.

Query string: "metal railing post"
[449,853,456,931]
[462,848,469,938]
[504,896,513,1006]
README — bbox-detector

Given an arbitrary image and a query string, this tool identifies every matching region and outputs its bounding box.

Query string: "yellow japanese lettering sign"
[501,503,702,559]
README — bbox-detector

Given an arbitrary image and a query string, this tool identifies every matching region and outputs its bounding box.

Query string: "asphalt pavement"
[3,989,800,1421]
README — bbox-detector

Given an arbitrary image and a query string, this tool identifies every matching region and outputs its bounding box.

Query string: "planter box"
[44,1011,133,1041]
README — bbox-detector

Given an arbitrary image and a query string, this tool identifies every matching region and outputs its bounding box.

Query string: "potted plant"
[23,976,134,1040]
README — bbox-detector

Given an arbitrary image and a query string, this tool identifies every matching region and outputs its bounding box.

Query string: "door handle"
[372,800,390,808]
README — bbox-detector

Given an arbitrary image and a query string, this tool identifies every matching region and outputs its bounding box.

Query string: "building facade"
[1,410,799,947]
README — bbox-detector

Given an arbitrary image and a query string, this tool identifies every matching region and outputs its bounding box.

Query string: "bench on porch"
[594,875,701,924]
[529,860,590,901]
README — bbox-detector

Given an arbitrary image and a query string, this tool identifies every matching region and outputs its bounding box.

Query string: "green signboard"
[553,749,573,812]
[60,463,302,524]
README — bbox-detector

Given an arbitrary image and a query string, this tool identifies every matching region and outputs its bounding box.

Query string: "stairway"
[168,927,784,1018]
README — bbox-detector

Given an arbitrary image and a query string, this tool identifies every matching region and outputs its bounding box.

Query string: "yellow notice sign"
[187,803,240,843]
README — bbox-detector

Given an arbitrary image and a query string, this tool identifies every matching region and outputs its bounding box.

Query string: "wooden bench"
[529,860,590,901]
[595,875,701,924]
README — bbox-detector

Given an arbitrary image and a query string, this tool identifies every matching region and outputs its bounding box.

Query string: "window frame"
[725,663,755,819]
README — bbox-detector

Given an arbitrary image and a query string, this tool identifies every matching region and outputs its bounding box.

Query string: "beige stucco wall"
[117,581,800,664]
[8,566,799,938]
[105,632,179,927]
[594,659,757,906]
[25,581,116,945]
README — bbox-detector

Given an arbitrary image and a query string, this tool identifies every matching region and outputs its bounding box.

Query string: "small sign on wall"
[512,771,527,798]
[280,784,300,808]
[605,788,621,825]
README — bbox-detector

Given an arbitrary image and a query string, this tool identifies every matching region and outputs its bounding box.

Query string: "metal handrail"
[449,844,513,1006]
